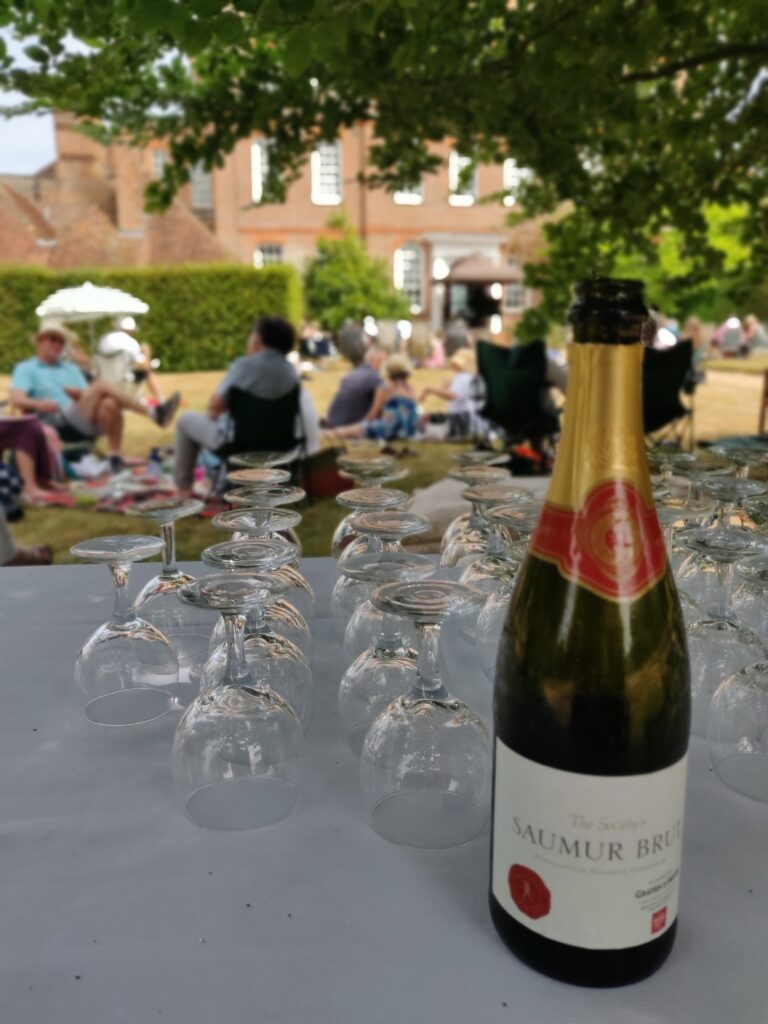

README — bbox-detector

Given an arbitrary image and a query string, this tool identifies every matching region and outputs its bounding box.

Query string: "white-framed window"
[504,262,528,311]
[502,159,532,207]
[393,244,424,312]
[151,148,168,180]
[250,139,272,203]
[448,150,477,206]
[190,162,214,211]
[393,180,424,205]
[311,141,342,205]
[253,244,284,268]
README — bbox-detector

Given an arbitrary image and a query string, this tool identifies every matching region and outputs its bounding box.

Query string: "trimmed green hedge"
[0,263,303,373]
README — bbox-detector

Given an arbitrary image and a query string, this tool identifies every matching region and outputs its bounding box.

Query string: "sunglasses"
[38,334,66,344]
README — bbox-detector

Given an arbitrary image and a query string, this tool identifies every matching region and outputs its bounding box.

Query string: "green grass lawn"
[4,353,768,563]
[2,360,472,563]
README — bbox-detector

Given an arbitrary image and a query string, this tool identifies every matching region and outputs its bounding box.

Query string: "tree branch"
[622,43,768,82]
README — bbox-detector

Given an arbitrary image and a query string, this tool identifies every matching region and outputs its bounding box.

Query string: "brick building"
[1,114,546,334]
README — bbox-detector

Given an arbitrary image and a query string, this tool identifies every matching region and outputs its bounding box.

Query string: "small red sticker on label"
[508,864,552,920]
[531,480,667,600]
[651,908,667,934]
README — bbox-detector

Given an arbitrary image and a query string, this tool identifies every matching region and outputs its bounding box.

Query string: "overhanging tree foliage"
[1,1,767,333]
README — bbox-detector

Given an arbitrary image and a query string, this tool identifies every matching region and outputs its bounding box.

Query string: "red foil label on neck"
[530,480,667,600]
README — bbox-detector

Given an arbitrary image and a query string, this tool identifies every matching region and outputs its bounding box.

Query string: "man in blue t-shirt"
[10,322,181,472]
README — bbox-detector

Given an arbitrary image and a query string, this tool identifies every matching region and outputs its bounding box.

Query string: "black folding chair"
[476,339,560,468]
[213,385,304,492]
[642,340,695,451]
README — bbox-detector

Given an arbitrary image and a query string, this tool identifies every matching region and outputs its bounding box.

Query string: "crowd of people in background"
[3,299,767,566]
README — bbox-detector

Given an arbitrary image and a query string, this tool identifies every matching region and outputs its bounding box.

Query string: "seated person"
[0,415,71,505]
[419,348,486,438]
[325,355,419,444]
[173,315,320,496]
[95,316,163,403]
[10,322,180,473]
[325,345,386,427]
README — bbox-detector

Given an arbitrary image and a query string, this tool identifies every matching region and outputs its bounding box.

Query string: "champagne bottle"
[489,277,690,987]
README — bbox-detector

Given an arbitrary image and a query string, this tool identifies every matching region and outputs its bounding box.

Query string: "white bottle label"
[492,741,687,950]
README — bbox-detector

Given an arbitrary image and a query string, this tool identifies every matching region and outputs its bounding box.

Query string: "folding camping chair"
[642,340,696,451]
[476,339,560,470]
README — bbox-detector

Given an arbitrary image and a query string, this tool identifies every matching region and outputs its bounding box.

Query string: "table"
[1,559,766,1024]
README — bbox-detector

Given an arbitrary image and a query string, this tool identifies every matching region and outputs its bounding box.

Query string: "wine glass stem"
[716,562,735,621]
[664,523,675,555]
[221,612,249,684]
[109,562,134,624]
[161,523,176,575]
[411,623,448,700]
[487,522,505,557]
[374,620,409,656]
[468,501,483,529]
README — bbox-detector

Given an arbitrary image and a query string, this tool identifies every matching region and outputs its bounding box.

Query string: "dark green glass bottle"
[489,278,690,987]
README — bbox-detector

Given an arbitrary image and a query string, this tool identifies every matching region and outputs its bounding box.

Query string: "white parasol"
[36,281,149,324]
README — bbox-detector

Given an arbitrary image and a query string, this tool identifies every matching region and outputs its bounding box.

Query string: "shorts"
[50,405,101,443]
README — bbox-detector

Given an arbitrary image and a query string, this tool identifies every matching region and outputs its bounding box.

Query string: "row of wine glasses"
[68,438,768,846]
[71,450,314,831]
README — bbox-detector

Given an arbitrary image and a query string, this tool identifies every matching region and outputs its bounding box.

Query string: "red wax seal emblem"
[531,480,667,600]
[508,864,551,920]
[651,908,667,934]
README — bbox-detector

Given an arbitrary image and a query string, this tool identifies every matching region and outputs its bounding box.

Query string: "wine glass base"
[184,777,298,830]
[85,687,176,726]
[711,754,768,803]
[369,789,487,849]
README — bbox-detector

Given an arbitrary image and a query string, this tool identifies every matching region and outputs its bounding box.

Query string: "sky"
[0,31,57,174]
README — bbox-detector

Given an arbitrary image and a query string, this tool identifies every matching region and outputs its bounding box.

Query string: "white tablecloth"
[1,559,766,1024]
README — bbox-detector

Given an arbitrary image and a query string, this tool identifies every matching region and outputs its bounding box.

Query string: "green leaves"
[2,0,767,332]
[304,214,409,330]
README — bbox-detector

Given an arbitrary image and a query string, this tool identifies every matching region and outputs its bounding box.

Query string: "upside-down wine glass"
[201,539,313,730]
[680,526,768,736]
[338,511,432,661]
[440,465,516,556]
[709,662,768,803]
[337,550,436,755]
[71,535,182,726]
[173,573,302,831]
[467,503,534,682]
[360,580,490,849]
[131,496,213,676]
[699,476,767,527]
[331,486,409,559]
[212,506,314,624]
[711,440,768,479]
[441,480,537,569]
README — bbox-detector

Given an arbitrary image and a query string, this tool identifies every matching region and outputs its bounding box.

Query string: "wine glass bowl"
[71,535,182,726]
[441,484,535,569]
[359,580,490,849]
[337,509,431,573]
[709,661,768,802]
[338,550,435,660]
[201,540,313,720]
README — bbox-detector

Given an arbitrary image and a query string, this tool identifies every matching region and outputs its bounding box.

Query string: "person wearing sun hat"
[323,353,420,446]
[9,320,180,474]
